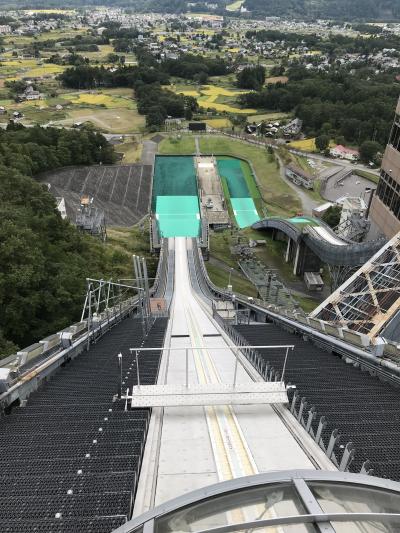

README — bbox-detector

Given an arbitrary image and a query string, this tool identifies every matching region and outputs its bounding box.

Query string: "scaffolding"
[311,231,400,339]
[76,195,107,241]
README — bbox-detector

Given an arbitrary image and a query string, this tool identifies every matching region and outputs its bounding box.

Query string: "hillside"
[243,0,400,20]
[0,125,155,358]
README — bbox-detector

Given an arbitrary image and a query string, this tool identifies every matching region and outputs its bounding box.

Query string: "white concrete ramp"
[133,237,335,516]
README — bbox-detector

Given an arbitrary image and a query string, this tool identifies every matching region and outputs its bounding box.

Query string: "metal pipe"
[233,347,239,387]
[117,352,122,399]
[87,288,92,351]
[281,346,291,382]
[186,348,189,388]
[136,350,141,390]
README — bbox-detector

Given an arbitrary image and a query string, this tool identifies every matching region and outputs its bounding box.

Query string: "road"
[277,155,319,215]
[141,140,158,165]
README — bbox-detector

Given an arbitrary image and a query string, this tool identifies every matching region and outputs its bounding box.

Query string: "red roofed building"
[330,144,359,161]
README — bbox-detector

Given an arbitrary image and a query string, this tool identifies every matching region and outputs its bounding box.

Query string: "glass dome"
[112,470,400,533]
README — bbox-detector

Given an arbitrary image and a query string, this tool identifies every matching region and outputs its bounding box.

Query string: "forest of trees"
[246,29,400,56]
[240,65,399,146]
[237,65,266,90]
[0,125,120,357]
[243,0,400,21]
[0,124,115,175]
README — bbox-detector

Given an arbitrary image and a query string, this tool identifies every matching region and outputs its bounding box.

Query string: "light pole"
[228,267,233,288]
[117,352,122,399]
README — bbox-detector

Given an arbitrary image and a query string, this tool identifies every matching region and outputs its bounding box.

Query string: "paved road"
[277,155,319,215]
[323,172,374,203]
[141,140,158,166]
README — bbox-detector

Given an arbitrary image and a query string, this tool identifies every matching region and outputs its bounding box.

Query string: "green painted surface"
[288,216,319,227]
[156,196,200,237]
[216,156,261,228]
[231,198,260,228]
[153,156,198,208]
[217,158,250,198]
[153,156,200,237]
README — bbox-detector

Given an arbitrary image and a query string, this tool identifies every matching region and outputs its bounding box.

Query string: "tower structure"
[370,96,400,238]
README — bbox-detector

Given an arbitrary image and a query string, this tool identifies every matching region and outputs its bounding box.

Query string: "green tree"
[322,205,342,228]
[315,134,330,152]
[359,140,382,163]
[237,65,266,90]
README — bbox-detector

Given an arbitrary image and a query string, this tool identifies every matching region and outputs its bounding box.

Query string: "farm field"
[226,0,245,10]
[172,83,257,114]
[265,76,289,84]
[249,112,291,123]
[289,138,317,152]
[205,117,232,128]
[0,87,145,132]
[0,58,65,81]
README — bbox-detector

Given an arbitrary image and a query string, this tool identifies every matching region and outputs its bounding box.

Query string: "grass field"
[354,169,379,184]
[198,136,301,217]
[0,59,64,80]
[226,0,245,10]
[158,136,196,155]
[0,85,144,133]
[61,107,145,133]
[206,263,257,297]
[106,223,158,279]
[115,140,143,164]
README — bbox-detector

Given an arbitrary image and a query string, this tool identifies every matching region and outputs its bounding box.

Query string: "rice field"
[0,59,65,81]
[172,84,256,114]
[67,92,136,109]
[265,76,289,85]
[289,138,317,152]
[205,118,232,128]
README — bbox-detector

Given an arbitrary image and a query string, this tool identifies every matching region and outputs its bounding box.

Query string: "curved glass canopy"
[112,470,400,533]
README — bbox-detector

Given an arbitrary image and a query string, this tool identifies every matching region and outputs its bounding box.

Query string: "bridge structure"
[252,216,385,287]
[1,232,400,531]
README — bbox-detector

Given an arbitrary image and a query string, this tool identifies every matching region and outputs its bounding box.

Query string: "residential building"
[330,144,359,161]
[285,163,314,189]
[282,117,302,137]
[18,85,42,101]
